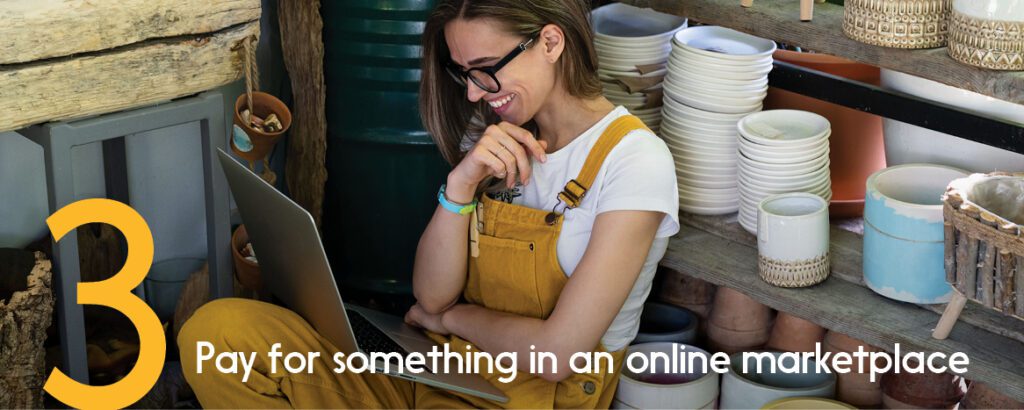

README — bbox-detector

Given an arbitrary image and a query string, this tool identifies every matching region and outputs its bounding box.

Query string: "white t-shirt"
[466,106,680,351]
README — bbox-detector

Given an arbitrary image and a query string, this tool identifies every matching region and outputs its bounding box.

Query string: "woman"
[179,0,678,407]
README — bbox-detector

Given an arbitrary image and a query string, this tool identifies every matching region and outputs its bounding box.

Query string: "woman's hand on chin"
[449,122,548,196]
[404,303,453,335]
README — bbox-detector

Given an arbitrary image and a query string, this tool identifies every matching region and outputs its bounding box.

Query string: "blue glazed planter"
[863,164,968,303]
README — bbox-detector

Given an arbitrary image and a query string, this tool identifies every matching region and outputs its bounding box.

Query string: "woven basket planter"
[843,0,953,49]
[934,173,1024,338]
[0,251,54,408]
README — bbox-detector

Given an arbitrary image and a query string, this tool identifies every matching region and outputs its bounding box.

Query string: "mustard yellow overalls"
[178,115,649,408]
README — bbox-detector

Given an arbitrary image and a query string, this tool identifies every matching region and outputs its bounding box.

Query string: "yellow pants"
[178,298,476,408]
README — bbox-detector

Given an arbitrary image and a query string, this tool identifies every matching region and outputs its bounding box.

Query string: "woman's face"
[444,18,561,125]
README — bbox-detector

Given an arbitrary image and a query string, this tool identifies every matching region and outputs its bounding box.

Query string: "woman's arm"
[411,176,476,313]
[412,123,548,313]
[440,209,663,382]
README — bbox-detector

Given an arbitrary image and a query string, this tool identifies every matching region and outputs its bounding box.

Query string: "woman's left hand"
[404,303,451,335]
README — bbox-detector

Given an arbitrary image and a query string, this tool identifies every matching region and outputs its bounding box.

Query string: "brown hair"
[419,0,603,166]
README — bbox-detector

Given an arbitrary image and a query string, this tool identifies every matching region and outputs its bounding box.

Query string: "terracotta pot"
[657,267,716,320]
[231,224,263,291]
[960,382,1024,409]
[823,331,885,408]
[764,49,886,218]
[707,287,773,354]
[881,364,966,409]
[765,312,825,353]
[232,92,292,162]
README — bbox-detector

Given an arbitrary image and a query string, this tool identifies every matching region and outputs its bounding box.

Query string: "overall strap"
[556,115,649,209]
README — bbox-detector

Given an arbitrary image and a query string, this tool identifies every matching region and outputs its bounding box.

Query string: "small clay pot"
[881,363,966,409]
[656,267,716,320]
[231,225,262,291]
[765,312,825,353]
[232,92,292,162]
[707,287,773,354]
[960,382,1024,409]
[823,331,884,408]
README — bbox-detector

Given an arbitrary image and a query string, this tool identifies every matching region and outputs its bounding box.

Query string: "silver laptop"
[217,149,506,403]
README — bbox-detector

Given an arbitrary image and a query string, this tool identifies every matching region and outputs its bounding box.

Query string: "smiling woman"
[178,1,679,408]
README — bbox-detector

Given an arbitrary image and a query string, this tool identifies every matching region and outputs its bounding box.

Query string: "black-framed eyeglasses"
[445,37,536,94]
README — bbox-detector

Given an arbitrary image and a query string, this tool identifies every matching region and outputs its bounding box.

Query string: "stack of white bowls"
[737,110,833,234]
[592,3,687,133]
[659,25,775,215]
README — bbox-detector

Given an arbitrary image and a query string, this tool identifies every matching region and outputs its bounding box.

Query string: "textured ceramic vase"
[843,0,953,49]
[757,193,831,288]
[863,164,969,303]
[948,0,1024,70]
[708,287,774,354]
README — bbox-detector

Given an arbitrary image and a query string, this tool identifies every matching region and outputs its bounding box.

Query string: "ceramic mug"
[757,193,830,287]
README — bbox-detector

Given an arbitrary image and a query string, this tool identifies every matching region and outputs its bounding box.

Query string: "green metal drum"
[322,0,448,305]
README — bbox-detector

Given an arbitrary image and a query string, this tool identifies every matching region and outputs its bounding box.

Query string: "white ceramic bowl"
[595,41,672,59]
[664,80,768,105]
[679,184,741,199]
[738,110,832,147]
[720,351,836,410]
[669,56,773,82]
[739,143,829,164]
[617,343,721,409]
[738,151,830,173]
[668,76,770,98]
[666,61,772,87]
[670,47,775,73]
[669,92,764,115]
[592,3,688,45]
[738,133,830,155]
[663,117,740,137]
[665,138,736,156]
[681,202,741,215]
[740,169,831,191]
[673,25,777,61]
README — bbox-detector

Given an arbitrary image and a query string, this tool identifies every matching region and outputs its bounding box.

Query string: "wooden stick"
[944,211,956,285]
[997,250,1015,313]
[1011,254,1019,317]
[981,242,997,307]
[800,0,814,21]
[933,290,967,340]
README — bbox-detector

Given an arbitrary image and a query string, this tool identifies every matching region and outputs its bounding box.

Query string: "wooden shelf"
[620,0,1024,104]
[662,213,1024,402]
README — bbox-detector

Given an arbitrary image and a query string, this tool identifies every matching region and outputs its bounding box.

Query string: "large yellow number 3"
[43,199,165,409]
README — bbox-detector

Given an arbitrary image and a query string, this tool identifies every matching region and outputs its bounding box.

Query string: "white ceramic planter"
[0,134,49,248]
[863,164,969,303]
[720,351,836,410]
[879,69,1024,173]
[616,343,720,409]
[757,193,831,288]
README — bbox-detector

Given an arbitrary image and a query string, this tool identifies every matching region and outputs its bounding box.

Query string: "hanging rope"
[242,35,260,115]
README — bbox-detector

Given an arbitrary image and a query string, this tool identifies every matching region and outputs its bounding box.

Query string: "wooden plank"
[621,0,1024,104]
[678,212,1024,344]
[664,223,1024,402]
[0,0,261,65]
[280,0,328,228]
[0,22,258,134]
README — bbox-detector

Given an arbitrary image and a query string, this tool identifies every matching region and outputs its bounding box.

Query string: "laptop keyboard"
[346,309,409,357]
